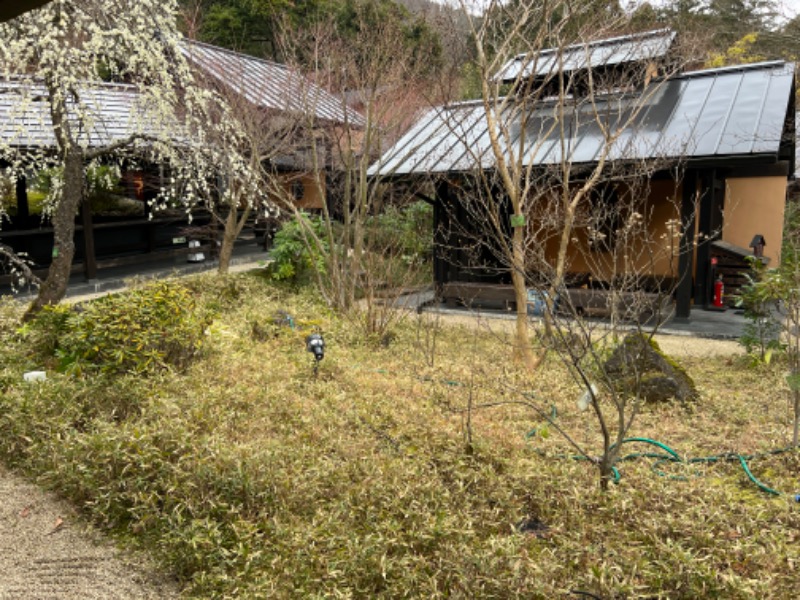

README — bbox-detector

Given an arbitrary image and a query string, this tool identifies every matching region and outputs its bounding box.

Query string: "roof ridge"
[511,28,675,61]
[440,60,794,112]
[678,60,793,79]
[0,75,139,92]
[181,38,289,71]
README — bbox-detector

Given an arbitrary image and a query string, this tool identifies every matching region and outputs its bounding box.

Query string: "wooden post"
[81,197,97,281]
[694,170,713,306]
[675,171,697,319]
[433,179,450,300]
[15,176,30,224]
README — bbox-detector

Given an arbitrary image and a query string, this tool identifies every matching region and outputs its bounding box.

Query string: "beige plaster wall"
[294,173,326,210]
[274,172,326,210]
[527,174,786,285]
[541,179,681,282]
[722,176,786,264]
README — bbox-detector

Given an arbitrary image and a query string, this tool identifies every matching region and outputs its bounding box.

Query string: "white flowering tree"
[0,0,266,318]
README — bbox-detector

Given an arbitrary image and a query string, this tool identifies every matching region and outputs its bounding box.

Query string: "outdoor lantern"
[306,333,325,362]
[749,234,766,258]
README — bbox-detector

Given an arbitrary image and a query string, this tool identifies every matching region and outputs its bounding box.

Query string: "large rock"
[603,333,698,402]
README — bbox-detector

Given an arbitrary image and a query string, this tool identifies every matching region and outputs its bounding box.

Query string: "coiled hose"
[606,437,797,499]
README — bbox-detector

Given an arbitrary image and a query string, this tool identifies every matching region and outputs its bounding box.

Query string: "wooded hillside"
[178,1,800,100]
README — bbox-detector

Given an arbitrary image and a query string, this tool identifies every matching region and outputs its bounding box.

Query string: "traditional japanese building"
[369,30,796,317]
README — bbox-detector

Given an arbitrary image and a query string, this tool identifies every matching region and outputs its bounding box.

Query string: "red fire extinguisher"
[713,275,724,308]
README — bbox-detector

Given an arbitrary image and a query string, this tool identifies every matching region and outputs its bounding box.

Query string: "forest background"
[178,0,800,94]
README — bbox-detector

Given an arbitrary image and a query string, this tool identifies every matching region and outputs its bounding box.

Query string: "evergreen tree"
[706,0,777,48]
[179,0,442,70]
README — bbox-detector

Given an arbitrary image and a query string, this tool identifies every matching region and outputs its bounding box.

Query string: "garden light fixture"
[306,333,325,376]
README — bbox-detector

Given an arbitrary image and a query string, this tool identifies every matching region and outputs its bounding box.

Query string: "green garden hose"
[605,437,797,499]
[351,366,799,500]
[736,454,781,496]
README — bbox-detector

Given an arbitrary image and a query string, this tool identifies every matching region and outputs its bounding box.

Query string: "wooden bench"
[563,288,672,322]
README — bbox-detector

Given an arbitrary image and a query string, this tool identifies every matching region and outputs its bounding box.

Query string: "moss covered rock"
[604,333,698,402]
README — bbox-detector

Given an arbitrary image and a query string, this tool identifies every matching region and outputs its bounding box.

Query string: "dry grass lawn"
[0,273,797,598]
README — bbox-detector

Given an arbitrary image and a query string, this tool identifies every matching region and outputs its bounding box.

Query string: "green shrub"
[183,271,277,313]
[366,200,433,263]
[19,303,73,363]
[736,259,784,364]
[266,213,328,283]
[26,281,213,375]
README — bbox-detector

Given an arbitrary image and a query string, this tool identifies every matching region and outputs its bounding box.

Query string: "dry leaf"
[46,516,64,535]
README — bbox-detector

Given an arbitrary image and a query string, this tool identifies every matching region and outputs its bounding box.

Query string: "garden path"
[0,465,180,599]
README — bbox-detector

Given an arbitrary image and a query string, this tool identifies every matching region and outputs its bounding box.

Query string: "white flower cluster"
[623,210,644,233]
[660,217,682,240]
[587,226,607,242]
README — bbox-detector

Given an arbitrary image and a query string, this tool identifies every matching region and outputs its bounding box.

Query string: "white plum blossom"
[0,0,274,314]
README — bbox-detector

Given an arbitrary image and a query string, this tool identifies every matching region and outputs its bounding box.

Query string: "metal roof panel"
[658,77,711,157]
[370,61,796,177]
[688,75,742,156]
[496,29,676,83]
[181,41,365,127]
[719,67,790,155]
[439,104,494,172]
[0,79,157,150]
[369,106,453,175]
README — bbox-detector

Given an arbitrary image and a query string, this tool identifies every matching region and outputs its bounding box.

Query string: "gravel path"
[431,311,744,358]
[650,334,742,358]
[0,465,180,599]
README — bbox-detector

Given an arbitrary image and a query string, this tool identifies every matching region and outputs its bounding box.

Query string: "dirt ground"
[0,465,180,600]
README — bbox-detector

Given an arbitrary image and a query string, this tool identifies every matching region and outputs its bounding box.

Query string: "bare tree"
[368,1,702,486]
[273,7,455,339]
[428,1,696,373]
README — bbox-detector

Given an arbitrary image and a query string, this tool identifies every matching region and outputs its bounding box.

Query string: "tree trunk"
[23,151,83,321]
[511,223,540,371]
[217,206,238,275]
[793,389,799,447]
[598,457,613,491]
[217,200,252,275]
[545,203,577,337]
